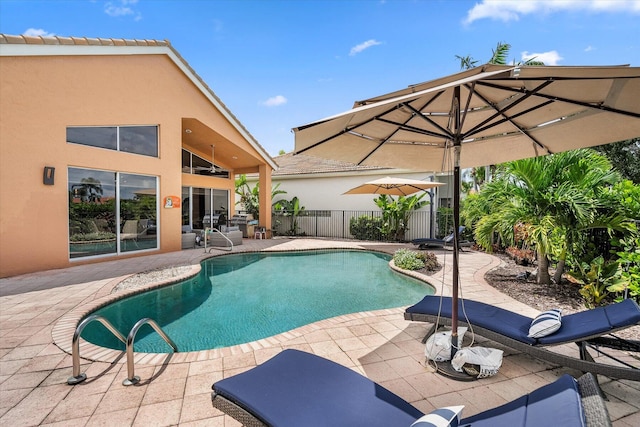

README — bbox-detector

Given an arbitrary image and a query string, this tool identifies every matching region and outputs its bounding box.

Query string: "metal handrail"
[123,318,178,386]
[204,227,233,253]
[67,315,127,385]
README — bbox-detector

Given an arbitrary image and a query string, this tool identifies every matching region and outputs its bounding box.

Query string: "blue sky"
[1,0,639,156]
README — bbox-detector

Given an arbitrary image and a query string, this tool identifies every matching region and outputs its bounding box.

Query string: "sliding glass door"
[69,167,158,258]
[181,187,229,231]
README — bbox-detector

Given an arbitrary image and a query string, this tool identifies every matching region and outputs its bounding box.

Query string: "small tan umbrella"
[343,176,444,196]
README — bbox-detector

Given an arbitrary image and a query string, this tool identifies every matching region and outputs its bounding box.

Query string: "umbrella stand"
[434,89,475,381]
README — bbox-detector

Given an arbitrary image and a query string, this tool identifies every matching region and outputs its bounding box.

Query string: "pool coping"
[52,247,438,366]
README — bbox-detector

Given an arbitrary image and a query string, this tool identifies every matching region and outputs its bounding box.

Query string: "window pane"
[120,173,158,253]
[67,127,117,150]
[192,153,213,175]
[182,149,191,173]
[68,168,117,258]
[119,126,158,157]
[182,187,191,227]
[191,187,206,230]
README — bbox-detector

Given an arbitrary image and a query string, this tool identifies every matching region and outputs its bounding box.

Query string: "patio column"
[258,164,272,232]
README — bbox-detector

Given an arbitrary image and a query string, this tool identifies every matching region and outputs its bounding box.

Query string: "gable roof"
[0,34,278,171]
[272,153,389,176]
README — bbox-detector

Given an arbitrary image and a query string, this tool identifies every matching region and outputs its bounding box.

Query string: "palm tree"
[472,149,628,285]
[457,42,544,191]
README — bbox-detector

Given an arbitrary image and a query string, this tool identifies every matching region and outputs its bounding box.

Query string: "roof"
[0,34,278,171]
[272,153,388,176]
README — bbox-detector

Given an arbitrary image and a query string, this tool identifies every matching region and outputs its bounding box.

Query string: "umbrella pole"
[435,90,474,381]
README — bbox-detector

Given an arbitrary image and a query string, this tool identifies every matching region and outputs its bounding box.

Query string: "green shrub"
[418,251,440,271]
[349,215,383,241]
[393,249,425,270]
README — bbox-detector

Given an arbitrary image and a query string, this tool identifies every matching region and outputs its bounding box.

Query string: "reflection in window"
[119,173,158,253]
[68,168,117,258]
[67,127,117,150]
[67,125,158,157]
[119,126,158,157]
[68,168,158,258]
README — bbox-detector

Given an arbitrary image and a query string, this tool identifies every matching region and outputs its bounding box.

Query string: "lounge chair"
[412,226,469,249]
[211,349,611,426]
[404,296,640,381]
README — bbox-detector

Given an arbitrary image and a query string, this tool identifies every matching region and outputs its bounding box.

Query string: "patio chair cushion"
[528,309,562,338]
[411,406,464,427]
[212,349,423,427]
[458,373,585,426]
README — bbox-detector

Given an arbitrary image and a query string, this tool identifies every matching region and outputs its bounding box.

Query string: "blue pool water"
[81,250,435,352]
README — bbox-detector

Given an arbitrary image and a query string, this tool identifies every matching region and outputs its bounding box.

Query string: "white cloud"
[349,39,382,56]
[464,0,640,24]
[522,50,563,65]
[262,95,287,107]
[104,0,141,20]
[584,45,595,52]
[23,28,55,37]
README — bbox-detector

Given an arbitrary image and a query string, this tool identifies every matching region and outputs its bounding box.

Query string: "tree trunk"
[537,251,552,285]
[553,259,566,285]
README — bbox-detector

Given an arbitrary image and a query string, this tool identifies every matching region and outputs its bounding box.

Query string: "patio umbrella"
[343,176,444,196]
[293,63,640,379]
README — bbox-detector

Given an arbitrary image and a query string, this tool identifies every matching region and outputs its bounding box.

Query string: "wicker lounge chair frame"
[404,296,640,381]
[211,349,612,427]
[411,226,468,249]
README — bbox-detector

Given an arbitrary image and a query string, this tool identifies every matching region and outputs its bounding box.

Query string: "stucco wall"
[0,53,248,277]
[249,171,447,211]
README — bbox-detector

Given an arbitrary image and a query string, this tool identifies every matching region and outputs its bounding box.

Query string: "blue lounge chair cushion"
[213,349,596,427]
[405,296,537,344]
[458,374,584,426]
[212,349,423,427]
[406,296,640,346]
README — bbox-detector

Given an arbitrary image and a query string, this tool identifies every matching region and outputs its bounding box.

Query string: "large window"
[181,149,229,178]
[67,126,158,157]
[69,167,158,259]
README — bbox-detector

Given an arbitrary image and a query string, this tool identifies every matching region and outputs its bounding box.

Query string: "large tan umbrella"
[343,176,444,196]
[294,63,640,379]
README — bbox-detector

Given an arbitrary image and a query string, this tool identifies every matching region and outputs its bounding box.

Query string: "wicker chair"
[405,296,640,381]
[211,349,611,427]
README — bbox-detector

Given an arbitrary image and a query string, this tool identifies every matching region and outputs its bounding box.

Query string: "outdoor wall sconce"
[43,166,55,185]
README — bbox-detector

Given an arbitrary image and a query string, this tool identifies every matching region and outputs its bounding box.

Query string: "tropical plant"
[273,196,305,235]
[70,177,104,202]
[594,138,640,184]
[374,193,428,241]
[567,256,625,308]
[235,174,286,220]
[608,232,640,303]
[436,206,455,239]
[469,149,629,285]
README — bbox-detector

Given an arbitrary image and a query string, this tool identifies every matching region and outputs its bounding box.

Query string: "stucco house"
[0,34,277,278]
[246,153,452,240]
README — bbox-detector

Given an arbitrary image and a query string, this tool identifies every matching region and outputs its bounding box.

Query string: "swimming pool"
[81,250,435,352]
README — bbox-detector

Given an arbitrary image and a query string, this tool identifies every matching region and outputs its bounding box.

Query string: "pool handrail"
[67,315,178,386]
[204,227,233,252]
[67,314,127,385]
[123,317,178,386]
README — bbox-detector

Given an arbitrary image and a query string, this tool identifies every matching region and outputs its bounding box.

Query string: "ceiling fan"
[194,145,217,174]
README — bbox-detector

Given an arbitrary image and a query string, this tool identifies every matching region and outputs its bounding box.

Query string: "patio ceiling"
[182,118,275,174]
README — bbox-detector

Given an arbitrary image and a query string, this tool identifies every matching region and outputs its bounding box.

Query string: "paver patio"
[1,238,638,426]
